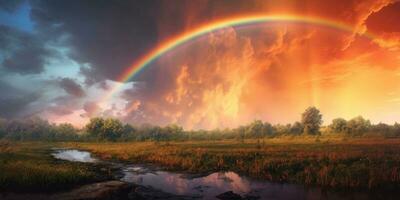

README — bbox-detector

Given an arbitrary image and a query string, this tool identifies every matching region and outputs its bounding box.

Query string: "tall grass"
[66,136,400,189]
[0,141,107,192]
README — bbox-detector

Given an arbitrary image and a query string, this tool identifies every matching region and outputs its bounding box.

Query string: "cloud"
[82,101,100,118]
[58,78,85,97]
[366,1,400,50]
[0,25,50,74]
[341,0,394,50]
[0,93,40,118]
[30,0,162,83]
[0,0,24,12]
[1,0,400,128]
[45,79,86,117]
[47,105,73,115]
[0,80,41,118]
[119,26,315,128]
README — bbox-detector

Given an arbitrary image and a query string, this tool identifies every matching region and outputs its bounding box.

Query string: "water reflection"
[121,166,300,199]
[121,166,378,200]
[52,149,97,163]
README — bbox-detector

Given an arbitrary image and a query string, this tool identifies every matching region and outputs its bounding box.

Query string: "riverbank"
[0,141,113,192]
[2,138,400,199]
[0,180,201,200]
[64,137,400,190]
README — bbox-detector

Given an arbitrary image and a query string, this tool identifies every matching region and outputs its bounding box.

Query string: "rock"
[216,191,243,200]
[56,181,131,200]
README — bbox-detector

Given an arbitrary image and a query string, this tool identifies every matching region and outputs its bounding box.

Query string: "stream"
[52,149,395,200]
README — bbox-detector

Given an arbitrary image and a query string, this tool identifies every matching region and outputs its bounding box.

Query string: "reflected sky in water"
[52,149,97,163]
[122,168,255,198]
[121,166,357,200]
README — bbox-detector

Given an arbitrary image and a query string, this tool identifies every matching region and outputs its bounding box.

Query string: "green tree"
[262,122,275,137]
[246,120,264,138]
[101,118,124,141]
[85,117,105,139]
[54,123,77,141]
[301,107,323,135]
[0,118,6,138]
[345,116,370,136]
[392,123,400,136]
[273,124,290,135]
[121,124,136,141]
[329,118,347,133]
[290,121,303,135]
[164,124,184,140]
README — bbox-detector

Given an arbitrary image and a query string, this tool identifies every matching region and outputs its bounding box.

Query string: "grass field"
[0,141,111,192]
[2,136,400,192]
[65,135,400,190]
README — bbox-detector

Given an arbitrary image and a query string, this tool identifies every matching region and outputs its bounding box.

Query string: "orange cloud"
[78,0,400,129]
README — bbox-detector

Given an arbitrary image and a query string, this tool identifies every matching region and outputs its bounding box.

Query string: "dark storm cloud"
[30,0,162,83]
[0,0,24,12]
[0,80,41,118]
[0,93,40,118]
[44,78,86,116]
[0,25,50,74]
[47,92,84,117]
[28,0,265,84]
[58,78,85,97]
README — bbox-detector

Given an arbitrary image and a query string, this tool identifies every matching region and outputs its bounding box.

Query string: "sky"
[0,0,400,129]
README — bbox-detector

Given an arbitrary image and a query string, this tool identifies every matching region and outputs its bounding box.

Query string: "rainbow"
[97,14,377,113]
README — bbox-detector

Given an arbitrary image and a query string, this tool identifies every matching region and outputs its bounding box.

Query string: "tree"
[246,120,264,138]
[235,126,246,143]
[54,123,78,141]
[164,124,184,140]
[394,123,400,136]
[273,124,290,135]
[85,117,105,139]
[262,122,275,137]
[101,118,124,141]
[290,121,303,135]
[0,118,6,138]
[121,124,136,141]
[371,123,391,136]
[345,116,370,136]
[329,118,347,133]
[301,107,323,135]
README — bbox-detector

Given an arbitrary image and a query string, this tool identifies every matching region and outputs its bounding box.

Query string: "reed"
[65,136,400,189]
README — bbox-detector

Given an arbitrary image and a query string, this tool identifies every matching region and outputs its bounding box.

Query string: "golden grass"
[0,141,105,192]
[64,136,400,189]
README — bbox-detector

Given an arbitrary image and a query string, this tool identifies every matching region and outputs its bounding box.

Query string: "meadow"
[0,141,112,192]
[2,135,400,193]
[66,136,400,190]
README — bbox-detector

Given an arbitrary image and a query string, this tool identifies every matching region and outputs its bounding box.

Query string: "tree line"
[1,107,400,141]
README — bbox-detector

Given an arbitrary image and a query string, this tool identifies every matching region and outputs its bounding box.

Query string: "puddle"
[121,167,359,200]
[52,149,97,163]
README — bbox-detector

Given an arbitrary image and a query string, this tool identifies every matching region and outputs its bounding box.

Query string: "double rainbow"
[98,14,376,113]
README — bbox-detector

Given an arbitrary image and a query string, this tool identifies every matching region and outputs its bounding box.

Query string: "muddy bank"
[0,181,200,200]
[0,181,260,200]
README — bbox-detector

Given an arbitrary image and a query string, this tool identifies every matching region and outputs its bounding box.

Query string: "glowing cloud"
[96,14,382,115]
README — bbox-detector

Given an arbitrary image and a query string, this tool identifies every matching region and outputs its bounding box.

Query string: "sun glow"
[96,14,381,115]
